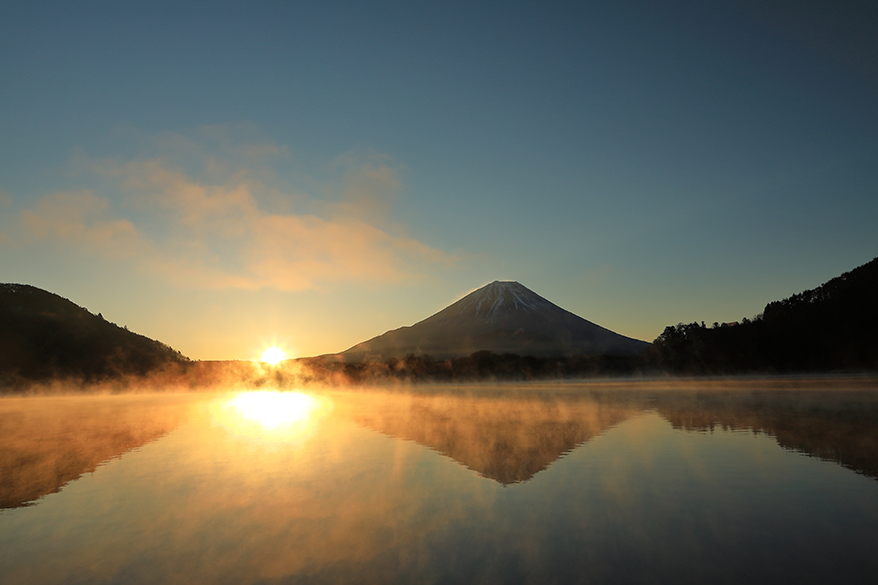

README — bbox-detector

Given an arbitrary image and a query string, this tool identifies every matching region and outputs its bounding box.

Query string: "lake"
[2,378,878,584]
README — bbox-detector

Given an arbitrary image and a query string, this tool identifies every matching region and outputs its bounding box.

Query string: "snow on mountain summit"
[431,281,556,324]
[342,280,649,360]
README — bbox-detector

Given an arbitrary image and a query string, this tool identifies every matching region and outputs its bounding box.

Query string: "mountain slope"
[650,256,878,372]
[0,284,188,384]
[343,281,648,360]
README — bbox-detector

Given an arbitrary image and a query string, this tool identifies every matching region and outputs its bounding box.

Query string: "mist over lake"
[3,379,878,584]
[4,2,877,582]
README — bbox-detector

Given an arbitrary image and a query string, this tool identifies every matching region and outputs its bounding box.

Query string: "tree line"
[4,255,875,391]
[296,351,642,385]
[646,256,878,373]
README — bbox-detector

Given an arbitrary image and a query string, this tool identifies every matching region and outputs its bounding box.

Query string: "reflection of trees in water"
[0,395,190,508]
[338,382,878,485]
[4,381,875,512]
[653,389,878,480]
[336,389,643,484]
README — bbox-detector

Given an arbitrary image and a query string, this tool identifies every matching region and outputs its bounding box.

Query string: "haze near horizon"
[1,1,876,360]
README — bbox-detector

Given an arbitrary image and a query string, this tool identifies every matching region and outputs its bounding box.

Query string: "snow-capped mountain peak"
[342,280,649,360]
[433,281,556,324]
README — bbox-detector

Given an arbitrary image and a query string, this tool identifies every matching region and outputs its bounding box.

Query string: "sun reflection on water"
[210,391,333,441]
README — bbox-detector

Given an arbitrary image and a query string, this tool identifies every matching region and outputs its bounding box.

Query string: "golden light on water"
[229,391,316,429]
[210,391,333,441]
[260,346,287,365]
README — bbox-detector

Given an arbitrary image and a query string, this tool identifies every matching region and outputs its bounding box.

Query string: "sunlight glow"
[210,391,333,442]
[260,346,287,365]
[229,391,316,429]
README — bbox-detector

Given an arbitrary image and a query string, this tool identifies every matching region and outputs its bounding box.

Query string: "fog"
[4,377,877,510]
[1,393,195,508]
[3,378,878,584]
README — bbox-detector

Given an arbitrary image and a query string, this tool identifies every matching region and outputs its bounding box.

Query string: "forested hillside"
[648,257,878,373]
[1,284,188,387]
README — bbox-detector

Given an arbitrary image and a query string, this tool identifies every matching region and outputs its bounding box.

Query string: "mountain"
[0,284,188,385]
[342,280,648,361]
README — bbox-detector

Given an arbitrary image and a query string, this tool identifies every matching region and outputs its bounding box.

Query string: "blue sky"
[2,1,876,360]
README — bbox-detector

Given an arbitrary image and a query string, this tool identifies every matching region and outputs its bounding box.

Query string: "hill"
[341,280,648,361]
[649,256,878,373]
[0,284,189,387]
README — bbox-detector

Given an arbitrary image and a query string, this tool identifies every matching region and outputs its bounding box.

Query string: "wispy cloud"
[20,190,148,259]
[14,128,456,291]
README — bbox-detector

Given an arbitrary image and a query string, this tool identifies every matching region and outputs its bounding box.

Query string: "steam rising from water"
[3,381,878,585]
[0,393,195,508]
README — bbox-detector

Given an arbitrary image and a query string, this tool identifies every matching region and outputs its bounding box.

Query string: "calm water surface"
[2,380,878,584]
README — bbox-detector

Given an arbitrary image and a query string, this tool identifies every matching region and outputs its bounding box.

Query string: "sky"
[1,0,876,360]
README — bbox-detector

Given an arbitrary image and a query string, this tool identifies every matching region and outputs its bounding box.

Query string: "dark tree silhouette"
[1,284,189,389]
[647,256,878,373]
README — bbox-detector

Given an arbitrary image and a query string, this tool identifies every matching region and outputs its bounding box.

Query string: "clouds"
[12,129,455,292]
[20,190,147,259]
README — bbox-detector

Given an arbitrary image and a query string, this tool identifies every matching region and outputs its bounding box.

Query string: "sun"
[260,346,287,365]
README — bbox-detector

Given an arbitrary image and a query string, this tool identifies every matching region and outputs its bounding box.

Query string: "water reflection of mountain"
[336,382,878,485]
[652,389,878,480]
[0,395,190,509]
[336,389,642,484]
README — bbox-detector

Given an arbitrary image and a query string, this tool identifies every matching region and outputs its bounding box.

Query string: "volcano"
[342,281,648,361]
